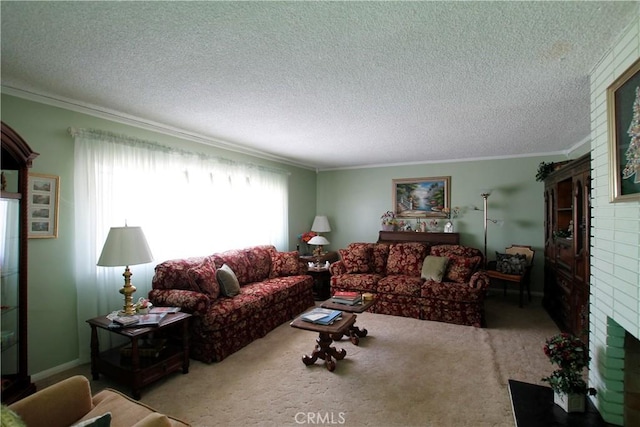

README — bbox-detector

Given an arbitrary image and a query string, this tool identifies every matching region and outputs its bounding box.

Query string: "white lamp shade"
[97,226,154,267]
[311,215,331,233]
[307,235,330,246]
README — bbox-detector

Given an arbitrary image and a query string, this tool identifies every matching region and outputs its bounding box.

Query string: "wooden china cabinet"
[542,154,591,346]
[1,122,38,404]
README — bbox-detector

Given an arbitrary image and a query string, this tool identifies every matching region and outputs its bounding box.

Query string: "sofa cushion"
[339,244,372,273]
[495,252,527,275]
[152,257,207,292]
[386,243,428,276]
[216,264,241,297]
[331,274,381,293]
[269,251,302,277]
[421,280,485,302]
[377,276,424,296]
[371,244,390,274]
[132,413,173,427]
[421,256,449,282]
[445,255,482,283]
[211,250,251,285]
[1,405,25,427]
[186,256,220,298]
[242,246,274,282]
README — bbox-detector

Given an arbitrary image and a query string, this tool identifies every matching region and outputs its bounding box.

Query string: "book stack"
[300,308,342,325]
[331,291,362,306]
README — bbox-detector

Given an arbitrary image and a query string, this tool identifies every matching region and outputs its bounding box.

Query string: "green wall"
[315,155,571,296]
[1,94,317,376]
[2,92,579,379]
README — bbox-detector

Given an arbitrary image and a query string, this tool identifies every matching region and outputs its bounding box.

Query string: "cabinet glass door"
[1,198,20,378]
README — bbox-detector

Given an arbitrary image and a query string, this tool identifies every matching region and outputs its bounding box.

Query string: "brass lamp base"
[119,266,137,316]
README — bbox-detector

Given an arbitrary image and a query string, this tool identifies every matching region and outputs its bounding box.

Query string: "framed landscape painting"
[28,173,59,238]
[607,57,640,202]
[393,176,450,218]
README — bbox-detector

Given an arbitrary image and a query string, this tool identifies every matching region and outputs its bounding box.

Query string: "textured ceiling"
[1,1,638,170]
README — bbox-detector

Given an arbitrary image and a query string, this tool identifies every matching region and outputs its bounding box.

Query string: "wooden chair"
[486,245,535,307]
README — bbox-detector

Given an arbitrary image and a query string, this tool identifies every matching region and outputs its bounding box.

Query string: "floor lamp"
[481,190,491,268]
[481,189,504,268]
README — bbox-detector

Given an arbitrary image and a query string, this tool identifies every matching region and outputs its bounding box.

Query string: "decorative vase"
[381,224,394,231]
[553,392,585,413]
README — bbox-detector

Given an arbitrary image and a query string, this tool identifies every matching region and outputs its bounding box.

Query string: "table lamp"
[307,235,330,266]
[97,225,154,315]
[311,215,331,236]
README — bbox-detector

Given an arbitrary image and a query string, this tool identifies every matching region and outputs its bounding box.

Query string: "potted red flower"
[541,333,596,412]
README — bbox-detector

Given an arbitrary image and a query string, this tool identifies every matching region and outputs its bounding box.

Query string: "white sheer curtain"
[72,129,288,360]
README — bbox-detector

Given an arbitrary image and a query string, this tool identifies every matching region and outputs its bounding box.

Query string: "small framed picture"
[392,176,450,218]
[28,173,59,238]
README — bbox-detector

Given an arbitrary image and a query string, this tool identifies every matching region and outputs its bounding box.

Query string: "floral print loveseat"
[329,243,489,327]
[149,245,314,362]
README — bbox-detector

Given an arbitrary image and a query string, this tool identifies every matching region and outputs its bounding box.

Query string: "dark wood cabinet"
[1,122,39,404]
[542,154,591,345]
[377,231,460,245]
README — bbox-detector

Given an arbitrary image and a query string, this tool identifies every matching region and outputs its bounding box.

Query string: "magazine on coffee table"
[301,308,342,325]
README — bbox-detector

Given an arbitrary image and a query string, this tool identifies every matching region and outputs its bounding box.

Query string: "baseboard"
[486,287,543,298]
[31,358,83,382]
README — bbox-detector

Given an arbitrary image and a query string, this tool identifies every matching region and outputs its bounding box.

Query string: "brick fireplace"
[589,11,640,426]
[594,318,640,425]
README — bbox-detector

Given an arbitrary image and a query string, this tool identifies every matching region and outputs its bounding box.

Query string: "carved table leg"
[301,332,346,371]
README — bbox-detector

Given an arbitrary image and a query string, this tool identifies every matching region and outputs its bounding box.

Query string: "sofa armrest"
[469,271,490,290]
[329,261,346,276]
[9,375,93,427]
[148,289,211,314]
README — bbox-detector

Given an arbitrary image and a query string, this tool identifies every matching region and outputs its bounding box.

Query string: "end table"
[307,266,331,300]
[86,312,191,399]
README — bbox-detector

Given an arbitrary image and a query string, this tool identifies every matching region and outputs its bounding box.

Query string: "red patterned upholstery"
[330,243,489,327]
[149,245,314,362]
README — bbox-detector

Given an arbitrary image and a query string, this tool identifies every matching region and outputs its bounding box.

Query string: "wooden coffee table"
[320,298,376,345]
[290,311,356,371]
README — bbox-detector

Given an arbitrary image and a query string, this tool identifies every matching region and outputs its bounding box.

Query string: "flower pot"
[381,224,394,231]
[553,392,585,413]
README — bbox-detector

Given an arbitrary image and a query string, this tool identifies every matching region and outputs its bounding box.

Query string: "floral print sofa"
[149,245,314,362]
[329,243,489,327]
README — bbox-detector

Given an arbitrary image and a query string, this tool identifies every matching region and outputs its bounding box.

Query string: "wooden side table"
[307,266,331,300]
[86,312,191,399]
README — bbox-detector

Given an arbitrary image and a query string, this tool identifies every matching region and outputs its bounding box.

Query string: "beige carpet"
[37,293,560,426]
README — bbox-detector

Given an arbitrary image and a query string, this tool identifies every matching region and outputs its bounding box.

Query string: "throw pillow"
[216,264,240,297]
[270,251,301,277]
[495,252,527,275]
[71,413,112,427]
[1,405,26,427]
[386,243,428,276]
[445,255,482,283]
[421,256,449,282]
[186,257,220,298]
[339,245,372,273]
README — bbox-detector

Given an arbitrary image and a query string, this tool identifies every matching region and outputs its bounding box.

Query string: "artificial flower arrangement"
[541,333,596,397]
[442,206,461,219]
[380,210,398,226]
[299,231,317,243]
